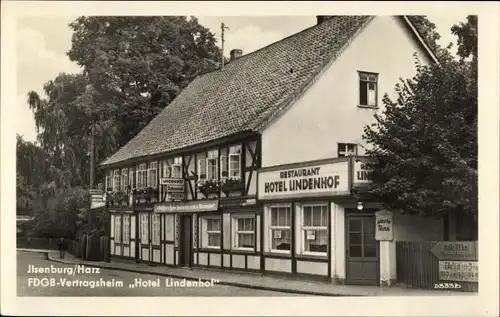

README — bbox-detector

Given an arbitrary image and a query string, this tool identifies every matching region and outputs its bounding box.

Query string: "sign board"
[168,192,185,201]
[439,260,478,282]
[375,210,393,241]
[274,230,282,239]
[353,159,373,184]
[258,160,349,200]
[167,185,184,193]
[306,230,316,240]
[160,178,185,186]
[430,241,478,261]
[154,200,219,213]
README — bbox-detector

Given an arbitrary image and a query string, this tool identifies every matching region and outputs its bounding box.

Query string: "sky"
[16,15,467,143]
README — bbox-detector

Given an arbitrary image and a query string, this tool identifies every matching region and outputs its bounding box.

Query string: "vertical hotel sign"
[353,157,373,184]
[258,160,350,200]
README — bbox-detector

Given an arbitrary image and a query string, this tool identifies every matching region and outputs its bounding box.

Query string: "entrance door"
[179,215,192,267]
[346,215,379,285]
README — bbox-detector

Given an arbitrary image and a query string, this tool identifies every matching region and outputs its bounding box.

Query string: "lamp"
[357,202,364,211]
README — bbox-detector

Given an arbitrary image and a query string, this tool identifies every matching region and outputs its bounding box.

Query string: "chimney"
[316,16,333,25]
[230,49,243,61]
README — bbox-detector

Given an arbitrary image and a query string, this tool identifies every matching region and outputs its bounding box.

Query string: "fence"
[396,241,478,292]
[17,236,110,262]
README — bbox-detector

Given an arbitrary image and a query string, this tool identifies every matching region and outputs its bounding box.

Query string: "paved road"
[17,251,295,296]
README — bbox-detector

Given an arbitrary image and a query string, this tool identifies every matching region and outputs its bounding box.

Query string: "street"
[17,251,295,296]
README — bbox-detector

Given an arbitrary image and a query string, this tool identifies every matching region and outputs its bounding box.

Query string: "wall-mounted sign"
[154,200,219,213]
[429,241,478,261]
[168,192,185,201]
[353,159,373,184]
[274,230,282,239]
[375,210,393,241]
[161,178,185,186]
[306,230,316,240]
[258,160,349,200]
[438,260,478,282]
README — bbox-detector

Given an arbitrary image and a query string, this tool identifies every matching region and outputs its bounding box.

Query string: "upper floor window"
[113,169,120,192]
[229,145,242,179]
[128,167,136,190]
[171,157,183,178]
[206,150,218,180]
[120,168,128,192]
[147,162,158,188]
[105,171,112,191]
[359,72,378,107]
[137,163,147,189]
[338,143,357,157]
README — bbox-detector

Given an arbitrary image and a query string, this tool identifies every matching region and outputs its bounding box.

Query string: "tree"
[407,16,453,60]
[362,17,477,238]
[66,16,223,161]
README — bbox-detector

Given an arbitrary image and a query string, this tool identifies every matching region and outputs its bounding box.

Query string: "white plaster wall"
[223,254,231,267]
[165,244,174,265]
[261,16,432,167]
[265,258,291,272]
[232,254,245,269]
[296,261,328,276]
[247,256,260,270]
[198,252,208,265]
[153,249,161,263]
[210,253,221,266]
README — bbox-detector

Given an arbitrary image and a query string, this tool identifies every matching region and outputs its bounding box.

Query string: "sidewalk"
[18,248,471,297]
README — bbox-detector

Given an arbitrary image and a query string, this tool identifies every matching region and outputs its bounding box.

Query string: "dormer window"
[338,143,357,157]
[359,71,378,107]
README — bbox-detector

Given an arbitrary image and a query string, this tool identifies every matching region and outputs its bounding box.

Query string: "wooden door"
[346,215,379,285]
[179,215,192,267]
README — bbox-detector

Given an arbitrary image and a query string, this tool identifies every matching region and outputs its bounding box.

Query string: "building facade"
[101,16,446,286]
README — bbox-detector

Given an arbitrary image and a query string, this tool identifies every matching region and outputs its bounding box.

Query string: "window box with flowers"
[106,190,129,207]
[133,187,159,204]
[220,178,245,195]
[197,180,220,197]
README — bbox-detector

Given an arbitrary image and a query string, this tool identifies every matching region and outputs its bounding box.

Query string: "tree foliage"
[363,16,478,220]
[21,16,223,237]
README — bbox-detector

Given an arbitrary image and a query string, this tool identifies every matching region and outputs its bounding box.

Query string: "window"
[105,171,111,191]
[198,159,207,180]
[302,204,328,255]
[206,150,218,180]
[338,143,358,157]
[120,169,128,192]
[113,169,120,192]
[229,145,242,179]
[128,167,136,190]
[202,217,221,248]
[114,216,121,243]
[137,164,147,189]
[220,155,228,179]
[140,213,149,243]
[147,162,158,188]
[270,206,292,252]
[151,214,160,245]
[123,215,130,244]
[359,72,378,107]
[234,216,255,249]
[171,157,182,178]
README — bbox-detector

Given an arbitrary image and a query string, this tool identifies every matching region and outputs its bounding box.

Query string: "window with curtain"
[206,150,218,180]
[302,204,328,255]
[122,215,130,244]
[359,72,378,107]
[229,145,242,179]
[121,169,128,191]
[270,206,291,252]
[234,216,255,249]
[147,162,158,188]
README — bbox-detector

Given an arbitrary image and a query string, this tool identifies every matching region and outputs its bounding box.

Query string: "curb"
[20,249,357,296]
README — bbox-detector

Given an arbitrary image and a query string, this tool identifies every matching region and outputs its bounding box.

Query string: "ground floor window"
[123,215,130,244]
[233,214,255,250]
[152,214,160,245]
[140,213,149,244]
[269,205,292,253]
[114,215,121,243]
[301,204,328,255]
[200,216,221,248]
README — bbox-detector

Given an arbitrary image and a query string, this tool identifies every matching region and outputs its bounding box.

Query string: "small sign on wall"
[274,230,282,239]
[438,260,478,282]
[306,230,316,240]
[375,210,393,241]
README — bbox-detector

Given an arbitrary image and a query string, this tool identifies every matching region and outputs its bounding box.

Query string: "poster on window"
[306,230,315,240]
[375,210,393,241]
[274,230,282,239]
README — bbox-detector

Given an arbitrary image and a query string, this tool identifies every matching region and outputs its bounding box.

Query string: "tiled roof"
[101,16,375,166]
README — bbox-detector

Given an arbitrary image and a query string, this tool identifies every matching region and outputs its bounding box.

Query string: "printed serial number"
[434,283,462,289]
